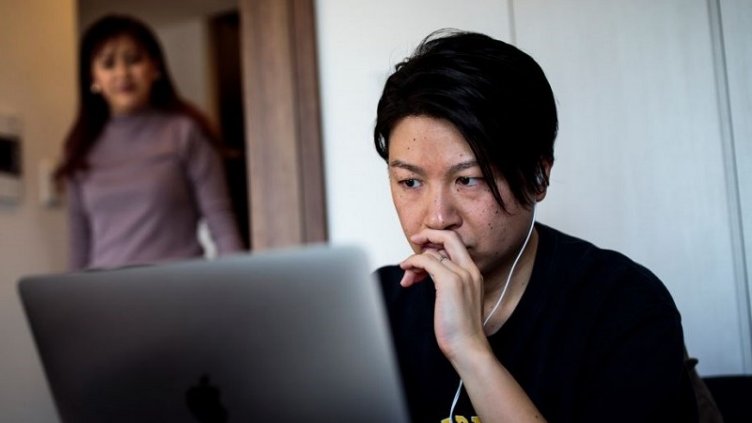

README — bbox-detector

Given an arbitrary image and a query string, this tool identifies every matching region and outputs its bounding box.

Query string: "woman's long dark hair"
[54,14,218,185]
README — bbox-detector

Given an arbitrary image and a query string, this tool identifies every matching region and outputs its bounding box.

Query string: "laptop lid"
[18,244,408,422]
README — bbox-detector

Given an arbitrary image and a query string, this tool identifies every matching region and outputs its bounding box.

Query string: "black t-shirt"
[378,223,698,423]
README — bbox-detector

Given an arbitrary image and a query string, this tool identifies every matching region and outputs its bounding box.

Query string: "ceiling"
[78,0,237,30]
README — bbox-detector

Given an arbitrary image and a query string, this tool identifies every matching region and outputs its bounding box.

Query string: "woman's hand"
[399,228,490,361]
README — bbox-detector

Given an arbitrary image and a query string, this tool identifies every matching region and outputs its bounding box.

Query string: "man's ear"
[535,160,553,202]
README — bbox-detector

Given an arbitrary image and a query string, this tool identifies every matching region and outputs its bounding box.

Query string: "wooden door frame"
[238,0,327,249]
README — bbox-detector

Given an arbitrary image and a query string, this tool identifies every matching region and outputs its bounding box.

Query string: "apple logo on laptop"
[185,374,229,423]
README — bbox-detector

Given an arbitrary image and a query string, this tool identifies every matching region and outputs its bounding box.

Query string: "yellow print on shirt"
[440,416,481,423]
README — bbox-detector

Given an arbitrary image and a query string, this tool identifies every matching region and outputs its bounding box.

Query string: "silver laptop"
[18,245,408,422]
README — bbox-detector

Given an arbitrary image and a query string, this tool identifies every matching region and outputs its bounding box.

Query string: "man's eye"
[457,176,482,186]
[400,179,422,188]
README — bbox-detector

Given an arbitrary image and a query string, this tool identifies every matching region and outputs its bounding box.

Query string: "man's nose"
[424,186,461,230]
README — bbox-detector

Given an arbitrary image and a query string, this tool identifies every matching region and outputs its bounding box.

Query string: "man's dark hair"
[374,29,558,209]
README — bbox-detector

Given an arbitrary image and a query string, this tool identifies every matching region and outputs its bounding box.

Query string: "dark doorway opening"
[209,11,250,249]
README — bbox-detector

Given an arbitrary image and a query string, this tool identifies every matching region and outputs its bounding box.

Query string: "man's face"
[387,115,535,278]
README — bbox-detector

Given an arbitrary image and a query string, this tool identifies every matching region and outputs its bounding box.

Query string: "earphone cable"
[447,208,537,420]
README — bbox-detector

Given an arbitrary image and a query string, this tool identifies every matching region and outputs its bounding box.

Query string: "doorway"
[208,11,250,248]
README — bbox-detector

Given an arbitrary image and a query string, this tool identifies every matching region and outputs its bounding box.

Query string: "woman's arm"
[182,125,244,253]
[67,179,91,270]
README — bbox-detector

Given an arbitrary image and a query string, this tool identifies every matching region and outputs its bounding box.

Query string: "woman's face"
[387,115,536,280]
[90,35,160,116]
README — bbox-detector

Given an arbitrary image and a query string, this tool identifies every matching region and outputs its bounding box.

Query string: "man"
[374,30,698,423]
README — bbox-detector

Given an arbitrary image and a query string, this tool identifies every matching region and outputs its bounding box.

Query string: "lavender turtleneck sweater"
[67,109,243,270]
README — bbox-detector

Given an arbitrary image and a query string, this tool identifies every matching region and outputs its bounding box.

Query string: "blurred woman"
[55,14,243,270]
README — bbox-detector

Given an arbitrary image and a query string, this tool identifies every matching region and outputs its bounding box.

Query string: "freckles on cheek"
[485,205,501,231]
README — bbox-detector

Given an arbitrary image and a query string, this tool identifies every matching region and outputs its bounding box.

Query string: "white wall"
[0,0,76,421]
[315,0,751,376]
[515,0,747,376]
[721,0,752,372]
